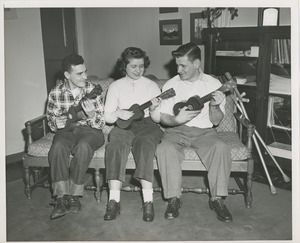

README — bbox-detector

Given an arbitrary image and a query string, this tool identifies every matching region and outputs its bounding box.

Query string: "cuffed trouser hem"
[52,180,84,196]
[52,181,70,196]
[164,190,182,199]
[70,179,84,196]
[216,189,229,197]
[106,174,126,183]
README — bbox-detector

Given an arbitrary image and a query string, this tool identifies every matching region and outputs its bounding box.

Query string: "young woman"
[104,47,163,222]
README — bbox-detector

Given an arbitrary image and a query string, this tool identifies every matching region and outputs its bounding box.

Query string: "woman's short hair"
[61,53,84,72]
[171,42,201,62]
[117,47,150,76]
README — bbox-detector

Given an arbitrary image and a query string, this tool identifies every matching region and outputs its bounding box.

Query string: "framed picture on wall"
[190,10,210,45]
[159,19,182,45]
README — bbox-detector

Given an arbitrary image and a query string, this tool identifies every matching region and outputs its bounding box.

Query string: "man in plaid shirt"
[46,54,105,219]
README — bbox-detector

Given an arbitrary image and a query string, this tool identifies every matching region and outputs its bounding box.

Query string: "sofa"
[23,75,255,208]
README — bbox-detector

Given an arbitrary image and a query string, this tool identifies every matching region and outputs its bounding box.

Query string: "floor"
[5,161,293,242]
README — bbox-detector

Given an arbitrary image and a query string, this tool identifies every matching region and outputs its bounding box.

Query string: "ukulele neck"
[199,93,213,104]
[138,88,175,111]
[139,93,163,111]
[73,102,84,113]
[199,86,223,104]
[139,100,153,111]
[72,95,92,114]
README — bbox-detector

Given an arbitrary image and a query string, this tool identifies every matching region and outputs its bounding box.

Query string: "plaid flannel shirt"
[46,80,105,132]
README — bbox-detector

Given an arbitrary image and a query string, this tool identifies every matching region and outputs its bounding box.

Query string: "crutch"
[225,73,290,183]
[224,72,285,194]
[232,93,277,194]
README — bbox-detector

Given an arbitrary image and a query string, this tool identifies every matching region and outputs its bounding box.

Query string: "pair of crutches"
[225,72,290,194]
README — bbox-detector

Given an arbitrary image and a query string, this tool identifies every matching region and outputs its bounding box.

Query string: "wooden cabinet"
[203,26,291,159]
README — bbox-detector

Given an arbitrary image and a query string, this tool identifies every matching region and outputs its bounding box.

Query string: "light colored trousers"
[156,125,232,199]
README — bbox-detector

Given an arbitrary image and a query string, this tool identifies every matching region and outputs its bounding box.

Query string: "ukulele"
[60,84,103,132]
[116,88,176,129]
[173,80,236,116]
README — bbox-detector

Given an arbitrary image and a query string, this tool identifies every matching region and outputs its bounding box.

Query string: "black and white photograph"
[159,19,182,45]
[2,0,299,242]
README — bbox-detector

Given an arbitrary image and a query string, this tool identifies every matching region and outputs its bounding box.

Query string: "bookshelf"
[203,26,291,159]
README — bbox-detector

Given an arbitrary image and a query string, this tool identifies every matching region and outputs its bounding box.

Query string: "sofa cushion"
[27,131,247,161]
[28,132,55,157]
[217,132,248,160]
[87,77,114,101]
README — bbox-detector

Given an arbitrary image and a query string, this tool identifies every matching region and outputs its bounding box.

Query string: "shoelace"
[106,201,117,212]
[69,196,79,204]
[168,198,179,209]
[60,195,69,202]
[49,196,69,206]
[142,202,152,212]
[213,199,227,210]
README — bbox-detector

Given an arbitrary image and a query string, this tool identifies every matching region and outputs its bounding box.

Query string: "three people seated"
[47,43,233,223]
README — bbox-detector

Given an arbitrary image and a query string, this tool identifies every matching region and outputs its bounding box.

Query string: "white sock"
[109,190,120,202]
[142,188,153,203]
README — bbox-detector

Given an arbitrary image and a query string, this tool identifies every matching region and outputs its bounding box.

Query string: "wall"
[4,7,291,156]
[77,7,290,80]
[5,8,47,155]
[77,7,207,79]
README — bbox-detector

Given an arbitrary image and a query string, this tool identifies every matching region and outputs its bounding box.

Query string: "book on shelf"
[216,50,244,56]
[271,39,291,64]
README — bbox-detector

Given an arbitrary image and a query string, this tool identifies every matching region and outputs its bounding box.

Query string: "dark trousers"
[48,125,105,196]
[105,117,163,183]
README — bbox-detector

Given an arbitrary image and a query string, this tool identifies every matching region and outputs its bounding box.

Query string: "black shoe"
[50,195,70,219]
[164,197,182,220]
[104,200,120,221]
[209,198,233,222]
[143,202,154,222]
[69,195,81,213]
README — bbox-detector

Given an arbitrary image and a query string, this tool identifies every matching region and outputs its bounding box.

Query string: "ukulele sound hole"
[187,104,194,110]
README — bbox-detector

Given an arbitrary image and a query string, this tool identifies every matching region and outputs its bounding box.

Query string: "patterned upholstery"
[28,132,55,157]
[218,132,248,160]
[216,94,236,133]
[27,75,248,161]
[28,128,247,160]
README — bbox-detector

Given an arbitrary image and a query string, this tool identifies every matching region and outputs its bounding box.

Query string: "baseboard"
[6,152,24,164]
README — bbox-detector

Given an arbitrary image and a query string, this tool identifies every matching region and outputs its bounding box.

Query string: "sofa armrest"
[234,112,255,160]
[234,112,254,129]
[25,114,49,145]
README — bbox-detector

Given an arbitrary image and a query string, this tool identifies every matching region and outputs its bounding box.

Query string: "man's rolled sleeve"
[46,94,59,132]
[86,96,105,130]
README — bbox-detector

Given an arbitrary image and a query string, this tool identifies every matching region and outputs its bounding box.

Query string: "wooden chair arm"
[25,114,47,126]
[234,112,255,129]
[25,114,48,145]
[234,112,255,160]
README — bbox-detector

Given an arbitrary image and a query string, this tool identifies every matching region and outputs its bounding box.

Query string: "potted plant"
[207,8,239,28]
